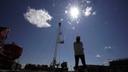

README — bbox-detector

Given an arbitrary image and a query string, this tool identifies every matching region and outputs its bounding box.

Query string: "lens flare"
[69,7,80,19]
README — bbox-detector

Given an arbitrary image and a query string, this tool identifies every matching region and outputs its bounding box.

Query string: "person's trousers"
[75,55,87,68]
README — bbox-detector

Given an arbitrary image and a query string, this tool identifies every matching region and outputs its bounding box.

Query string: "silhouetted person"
[0,27,10,47]
[74,36,86,68]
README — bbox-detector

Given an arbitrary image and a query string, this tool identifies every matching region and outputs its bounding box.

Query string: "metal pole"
[51,23,62,69]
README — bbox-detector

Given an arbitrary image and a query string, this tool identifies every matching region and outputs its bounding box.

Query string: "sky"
[0,0,128,69]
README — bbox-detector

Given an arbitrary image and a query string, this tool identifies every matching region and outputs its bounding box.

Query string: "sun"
[69,6,80,19]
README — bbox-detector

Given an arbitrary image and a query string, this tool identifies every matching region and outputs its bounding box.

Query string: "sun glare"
[69,7,80,19]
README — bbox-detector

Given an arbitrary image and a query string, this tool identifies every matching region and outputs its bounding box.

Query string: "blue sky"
[0,0,128,69]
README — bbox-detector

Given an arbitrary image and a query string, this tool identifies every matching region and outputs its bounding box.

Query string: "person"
[0,27,10,46]
[73,36,86,68]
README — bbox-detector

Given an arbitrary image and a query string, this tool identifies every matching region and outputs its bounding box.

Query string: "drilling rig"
[50,22,64,71]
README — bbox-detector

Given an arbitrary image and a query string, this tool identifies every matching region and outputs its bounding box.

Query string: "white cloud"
[84,6,96,16]
[86,0,91,4]
[84,7,92,16]
[104,46,112,49]
[103,61,109,66]
[92,11,96,15]
[96,54,101,58]
[24,7,52,28]
[104,59,113,66]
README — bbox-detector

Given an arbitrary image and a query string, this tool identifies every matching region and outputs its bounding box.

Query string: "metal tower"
[51,22,64,69]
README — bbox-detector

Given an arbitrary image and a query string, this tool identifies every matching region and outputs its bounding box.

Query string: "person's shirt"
[74,41,84,55]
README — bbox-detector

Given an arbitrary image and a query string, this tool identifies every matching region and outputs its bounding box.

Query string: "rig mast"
[51,22,64,68]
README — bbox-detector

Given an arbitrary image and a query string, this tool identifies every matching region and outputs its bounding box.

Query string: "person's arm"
[81,42,84,50]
